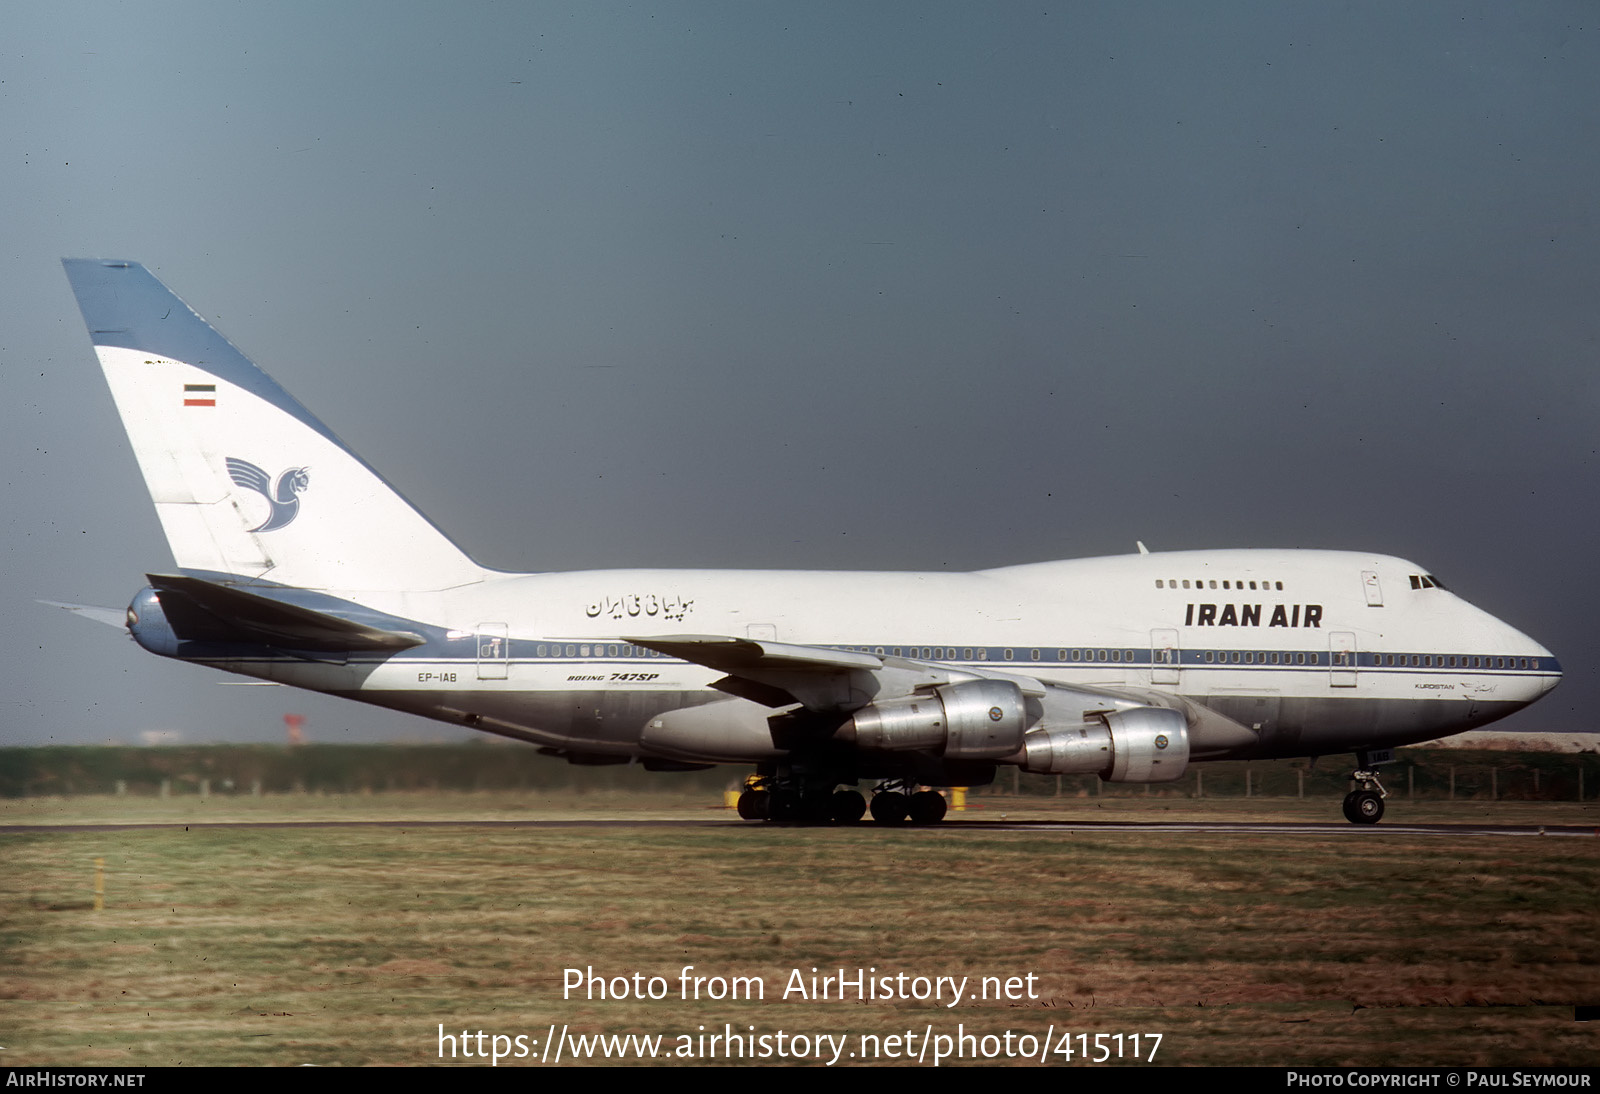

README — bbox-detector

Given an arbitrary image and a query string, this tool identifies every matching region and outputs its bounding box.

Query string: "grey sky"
[4,2,1595,745]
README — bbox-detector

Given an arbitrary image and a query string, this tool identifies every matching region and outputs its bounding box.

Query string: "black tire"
[870,791,909,824]
[736,789,770,821]
[831,789,867,824]
[767,790,801,822]
[907,790,948,825]
[1349,789,1384,825]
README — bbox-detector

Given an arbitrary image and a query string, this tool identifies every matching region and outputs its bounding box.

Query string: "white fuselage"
[193,548,1558,763]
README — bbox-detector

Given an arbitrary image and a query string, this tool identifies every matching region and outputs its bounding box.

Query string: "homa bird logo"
[226,457,310,532]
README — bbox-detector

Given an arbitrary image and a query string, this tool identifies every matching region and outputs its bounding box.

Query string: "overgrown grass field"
[2,791,1596,1067]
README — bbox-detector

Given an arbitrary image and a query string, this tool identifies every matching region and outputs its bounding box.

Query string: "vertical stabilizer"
[62,259,485,593]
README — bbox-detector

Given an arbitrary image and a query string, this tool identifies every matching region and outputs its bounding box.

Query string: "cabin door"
[476,622,509,680]
[1150,628,1180,685]
[1329,631,1358,688]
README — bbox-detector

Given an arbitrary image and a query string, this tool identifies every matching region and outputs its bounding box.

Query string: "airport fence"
[993,746,1600,803]
[0,744,1594,802]
[0,744,731,799]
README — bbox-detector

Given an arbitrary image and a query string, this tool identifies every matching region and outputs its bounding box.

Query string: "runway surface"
[3,818,1596,837]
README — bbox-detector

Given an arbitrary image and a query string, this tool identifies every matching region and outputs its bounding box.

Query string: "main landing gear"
[735,777,948,825]
[736,778,867,824]
[1341,765,1388,825]
[868,779,948,825]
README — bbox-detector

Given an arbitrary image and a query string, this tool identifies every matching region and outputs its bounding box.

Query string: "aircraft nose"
[1513,630,1561,698]
[1481,609,1561,703]
[1539,652,1562,696]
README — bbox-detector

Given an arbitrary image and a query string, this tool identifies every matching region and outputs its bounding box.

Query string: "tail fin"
[62,259,484,593]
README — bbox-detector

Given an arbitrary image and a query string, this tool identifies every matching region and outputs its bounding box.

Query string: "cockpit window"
[1409,574,1447,590]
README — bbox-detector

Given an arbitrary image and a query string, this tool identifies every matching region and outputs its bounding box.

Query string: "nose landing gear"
[1341,764,1388,825]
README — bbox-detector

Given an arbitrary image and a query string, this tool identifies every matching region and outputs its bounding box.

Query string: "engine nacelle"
[1015,705,1189,782]
[839,679,1028,759]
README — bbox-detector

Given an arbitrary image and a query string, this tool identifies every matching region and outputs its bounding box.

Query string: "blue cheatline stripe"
[182,635,1560,677]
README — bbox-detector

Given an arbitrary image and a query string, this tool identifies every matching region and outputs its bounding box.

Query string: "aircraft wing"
[628,634,882,672]
[629,633,1257,754]
[629,633,1056,712]
[628,634,891,709]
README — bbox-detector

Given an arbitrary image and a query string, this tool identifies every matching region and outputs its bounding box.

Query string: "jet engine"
[1013,705,1189,782]
[836,679,1028,759]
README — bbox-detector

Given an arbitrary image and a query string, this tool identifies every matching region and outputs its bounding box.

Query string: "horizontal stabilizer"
[40,600,127,629]
[147,574,424,652]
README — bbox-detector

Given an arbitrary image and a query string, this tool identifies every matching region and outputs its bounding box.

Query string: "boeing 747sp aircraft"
[60,259,1561,825]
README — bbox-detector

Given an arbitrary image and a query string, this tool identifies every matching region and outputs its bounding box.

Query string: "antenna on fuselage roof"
[1136,541,1150,556]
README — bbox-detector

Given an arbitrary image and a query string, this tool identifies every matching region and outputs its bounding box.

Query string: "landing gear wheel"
[1342,760,1389,825]
[907,790,948,825]
[1342,789,1384,825]
[799,793,836,824]
[870,791,909,824]
[767,789,803,822]
[736,789,770,821]
[829,789,866,824]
